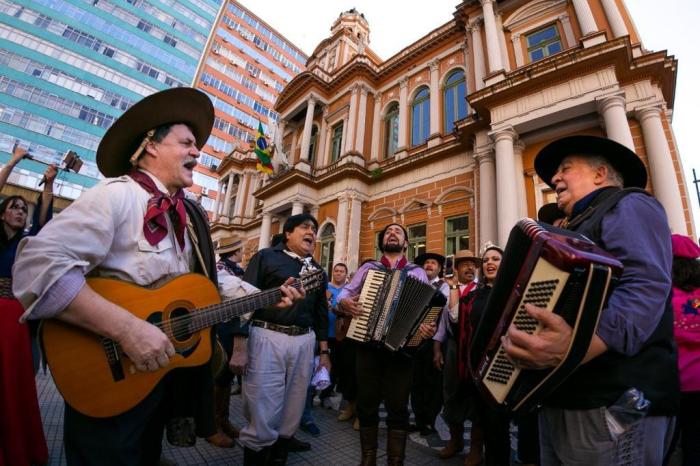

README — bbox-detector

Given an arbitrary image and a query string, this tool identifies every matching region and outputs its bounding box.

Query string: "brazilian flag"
[254,122,273,174]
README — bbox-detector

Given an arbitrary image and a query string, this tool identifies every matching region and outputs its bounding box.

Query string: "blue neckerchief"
[571,187,610,219]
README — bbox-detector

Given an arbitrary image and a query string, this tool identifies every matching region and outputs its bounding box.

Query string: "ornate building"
[210,0,694,272]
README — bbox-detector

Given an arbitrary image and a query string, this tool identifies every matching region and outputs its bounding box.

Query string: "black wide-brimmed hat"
[96,88,214,177]
[414,252,446,268]
[537,202,566,225]
[534,135,647,189]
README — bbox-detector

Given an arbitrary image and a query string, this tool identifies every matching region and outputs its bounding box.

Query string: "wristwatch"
[320,349,331,355]
[450,284,459,290]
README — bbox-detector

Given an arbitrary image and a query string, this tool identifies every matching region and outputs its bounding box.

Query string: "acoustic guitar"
[41,271,324,418]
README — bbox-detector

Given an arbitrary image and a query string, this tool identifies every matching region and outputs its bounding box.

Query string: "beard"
[383,242,404,253]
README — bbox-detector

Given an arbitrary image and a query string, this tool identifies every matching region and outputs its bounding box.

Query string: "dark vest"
[545,188,679,416]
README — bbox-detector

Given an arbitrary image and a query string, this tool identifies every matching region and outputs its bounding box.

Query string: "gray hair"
[585,155,624,187]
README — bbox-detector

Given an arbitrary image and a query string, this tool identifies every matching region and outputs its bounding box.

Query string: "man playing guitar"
[12,88,301,465]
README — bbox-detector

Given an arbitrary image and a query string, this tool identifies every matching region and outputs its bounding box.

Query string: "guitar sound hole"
[169,307,193,342]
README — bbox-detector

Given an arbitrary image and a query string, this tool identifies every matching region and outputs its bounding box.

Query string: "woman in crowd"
[670,234,700,466]
[0,145,56,466]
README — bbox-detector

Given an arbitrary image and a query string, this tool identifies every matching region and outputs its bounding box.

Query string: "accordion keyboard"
[483,258,569,404]
[405,306,442,348]
[346,269,386,342]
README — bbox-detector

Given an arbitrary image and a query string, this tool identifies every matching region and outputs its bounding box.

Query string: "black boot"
[386,429,407,466]
[243,446,270,466]
[359,426,378,466]
[269,437,290,466]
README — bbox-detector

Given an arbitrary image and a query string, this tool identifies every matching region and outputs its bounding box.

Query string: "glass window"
[407,224,427,261]
[330,122,343,162]
[384,102,399,158]
[445,216,469,255]
[526,25,562,62]
[411,87,430,146]
[319,224,335,274]
[308,125,318,166]
[444,70,467,132]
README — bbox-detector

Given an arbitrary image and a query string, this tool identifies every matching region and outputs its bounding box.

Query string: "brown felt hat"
[454,249,481,265]
[96,88,214,177]
[534,135,647,189]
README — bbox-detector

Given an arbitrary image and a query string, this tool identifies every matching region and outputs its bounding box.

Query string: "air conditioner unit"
[201,187,209,195]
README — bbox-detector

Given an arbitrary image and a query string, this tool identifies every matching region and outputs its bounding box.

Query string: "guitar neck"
[188,286,284,333]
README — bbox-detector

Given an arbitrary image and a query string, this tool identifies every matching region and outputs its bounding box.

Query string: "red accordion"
[470,219,623,413]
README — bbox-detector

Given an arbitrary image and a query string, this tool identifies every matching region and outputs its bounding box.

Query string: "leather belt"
[0,277,14,299]
[251,319,312,336]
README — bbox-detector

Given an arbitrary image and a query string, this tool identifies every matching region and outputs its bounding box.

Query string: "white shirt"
[13,171,255,320]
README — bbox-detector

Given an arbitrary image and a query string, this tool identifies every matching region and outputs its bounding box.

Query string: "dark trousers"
[678,391,700,466]
[320,338,339,399]
[64,382,166,466]
[475,396,511,466]
[515,412,539,464]
[410,345,442,428]
[356,344,413,430]
[337,338,358,402]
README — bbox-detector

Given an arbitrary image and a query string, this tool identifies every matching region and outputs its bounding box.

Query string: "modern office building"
[0,0,221,201]
[190,0,306,217]
[211,1,694,272]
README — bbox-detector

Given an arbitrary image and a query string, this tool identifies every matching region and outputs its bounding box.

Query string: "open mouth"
[302,236,314,247]
[555,186,567,196]
[184,160,197,170]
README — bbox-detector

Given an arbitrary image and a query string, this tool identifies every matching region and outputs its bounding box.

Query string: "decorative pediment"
[398,198,433,214]
[503,0,567,31]
[318,219,336,238]
[435,187,473,205]
[368,206,397,221]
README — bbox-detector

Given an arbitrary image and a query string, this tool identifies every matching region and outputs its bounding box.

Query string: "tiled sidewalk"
[37,372,471,465]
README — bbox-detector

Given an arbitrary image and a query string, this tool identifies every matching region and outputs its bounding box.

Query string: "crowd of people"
[1,87,699,466]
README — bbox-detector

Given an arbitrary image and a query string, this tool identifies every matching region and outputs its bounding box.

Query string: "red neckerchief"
[128,169,186,250]
[380,255,408,270]
[460,281,476,298]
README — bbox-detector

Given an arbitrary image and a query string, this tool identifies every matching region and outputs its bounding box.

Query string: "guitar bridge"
[101,337,125,382]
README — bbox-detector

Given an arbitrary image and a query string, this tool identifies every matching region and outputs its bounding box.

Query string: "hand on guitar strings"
[501,303,573,369]
[270,277,305,310]
[118,317,175,373]
[338,295,363,317]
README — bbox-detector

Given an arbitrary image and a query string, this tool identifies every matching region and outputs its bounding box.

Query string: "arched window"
[383,102,399,158]
[319,223,335,273]
[308,124,318,166]
[444,70,467,132]
[411,87,430,146]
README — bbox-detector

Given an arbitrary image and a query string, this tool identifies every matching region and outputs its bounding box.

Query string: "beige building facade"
[211,0,694,272]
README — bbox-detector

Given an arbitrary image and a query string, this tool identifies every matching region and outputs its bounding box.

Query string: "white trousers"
[238,326,315,451]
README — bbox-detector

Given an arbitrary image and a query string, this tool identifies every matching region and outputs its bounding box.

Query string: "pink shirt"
[673,285,700,392]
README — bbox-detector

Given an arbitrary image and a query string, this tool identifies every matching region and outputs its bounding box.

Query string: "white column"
[596,93,634,150]
[213,180,222,221]
[234,174,246,218]
[277,119,287,147]
[559,14,577,48]
[469,22,486,90]
[429,59,440,136]
[491,127,520,245]
[398,78,409,149]
[245,172,258,217]
[370,92,382,162]
[316,108,329,168]
[513,140,528,219]
[600,0,628,38]
[259,212,272,249]
[323,118,333,166]
[511,33,524,68]
[572,0,598,36]
[221,175,235,220]
[299,96,316,162]
[346,193,363,272]
[310,205,319,220]
[334,194,349,264]
[355,85,368,154]
[475,151,497,245]
[480,0,504,73]
[291,200,305,215]
[636,105,687,233]
[345,85,359,153]
[495,13,510,72]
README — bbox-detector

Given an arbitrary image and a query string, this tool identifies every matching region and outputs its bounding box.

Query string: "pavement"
[37,371,501,466]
